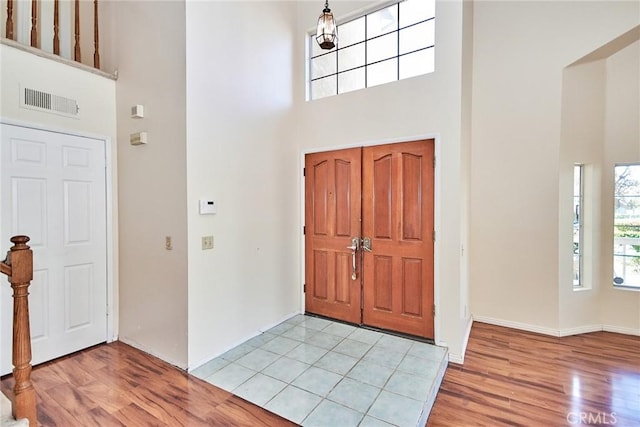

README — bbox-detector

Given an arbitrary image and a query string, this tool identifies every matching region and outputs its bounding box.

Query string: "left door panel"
[1,124,108,374]
[305,148,362,324]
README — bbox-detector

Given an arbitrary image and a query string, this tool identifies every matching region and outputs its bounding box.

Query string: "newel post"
[6,236,37,426]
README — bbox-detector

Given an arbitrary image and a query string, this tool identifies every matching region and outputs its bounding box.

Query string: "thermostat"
[199,199,217,215]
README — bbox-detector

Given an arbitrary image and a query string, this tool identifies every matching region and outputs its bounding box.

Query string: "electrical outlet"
[165,236,173,250]
[202,235,214,250]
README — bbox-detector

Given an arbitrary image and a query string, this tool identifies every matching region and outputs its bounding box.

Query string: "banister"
[1,236,37,426]
[30,0,38,47]
[4,0,102,70]
[5,0,14,39]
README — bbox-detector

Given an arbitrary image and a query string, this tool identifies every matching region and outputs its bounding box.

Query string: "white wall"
[110,1,189,368]
[0,41,119,337]
[0,43,116,138]
[185,1,299,369]
[601,40,640,334]
[559,59,605,332]
[293,0,472,362]
[470,1,639,334]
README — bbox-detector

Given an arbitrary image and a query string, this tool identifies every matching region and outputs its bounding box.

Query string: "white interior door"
[1,123,107,375]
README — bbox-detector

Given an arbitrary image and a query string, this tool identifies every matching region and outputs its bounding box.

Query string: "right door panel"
[362,140,435,338]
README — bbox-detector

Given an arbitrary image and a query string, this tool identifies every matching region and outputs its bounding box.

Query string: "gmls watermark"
[567,412,617,425]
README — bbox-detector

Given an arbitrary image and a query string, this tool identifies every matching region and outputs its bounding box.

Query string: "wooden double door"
[305,140,434,339]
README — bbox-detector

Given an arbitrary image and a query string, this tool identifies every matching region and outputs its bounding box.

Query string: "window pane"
[400,0,435,28]
[338,43,365,72]
[613,164,640,288]
[311,75,337,100]
[400,20,435,55]
[311,52,337,79]
[367,5,398,39]
[338,68,365,94]
[573,164,583,287]
[311,34,336,58]
[400,48,434,79]
[367,32,398,64]
[308,0,437,101]
[368,58,397,87]
[573,165,582,195]
[338,17,365,48]
[573,254,581,286]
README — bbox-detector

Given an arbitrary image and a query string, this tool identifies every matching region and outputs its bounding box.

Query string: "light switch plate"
[202,236,214,250]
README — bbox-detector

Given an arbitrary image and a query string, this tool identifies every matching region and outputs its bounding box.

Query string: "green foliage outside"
[614,224,640,272]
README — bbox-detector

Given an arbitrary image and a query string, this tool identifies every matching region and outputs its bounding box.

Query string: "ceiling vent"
[20,86,79,118]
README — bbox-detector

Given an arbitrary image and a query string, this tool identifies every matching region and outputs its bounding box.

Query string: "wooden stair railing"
[4,0,101,70]
[1,236,37,426]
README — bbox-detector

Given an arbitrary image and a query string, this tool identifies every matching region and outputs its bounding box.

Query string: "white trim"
[473,316,562,337]
[0,117,117,344]
[300,152,307,314]
[474,315,640,338]
[558,325,602,337]
[612,285,640,293]
[433,134,442,347]
[302,133,440,154]
[449,315,473,364]
[603,324,640,336]
[448,352,463,364]
[0,39,117,81]
[299,133,441,344]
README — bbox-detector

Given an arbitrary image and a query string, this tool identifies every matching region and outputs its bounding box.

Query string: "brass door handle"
[347,237,359,280]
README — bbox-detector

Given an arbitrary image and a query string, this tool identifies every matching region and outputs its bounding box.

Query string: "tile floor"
[191,315,448,427]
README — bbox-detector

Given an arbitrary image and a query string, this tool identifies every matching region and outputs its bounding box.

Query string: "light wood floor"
[428,322,640,426]
[1,341,296,426]
[2,322,639,426]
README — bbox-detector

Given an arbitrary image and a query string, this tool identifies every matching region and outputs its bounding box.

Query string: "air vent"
[20,87,79,117]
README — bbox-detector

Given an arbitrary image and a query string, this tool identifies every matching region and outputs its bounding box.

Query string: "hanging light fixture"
[316,0,337,50]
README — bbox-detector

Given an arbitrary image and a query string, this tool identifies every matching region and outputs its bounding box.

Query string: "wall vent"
[20,87,79,118]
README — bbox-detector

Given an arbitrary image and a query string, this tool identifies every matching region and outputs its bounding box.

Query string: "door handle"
[347,237,359,280]
[362,237,372,252]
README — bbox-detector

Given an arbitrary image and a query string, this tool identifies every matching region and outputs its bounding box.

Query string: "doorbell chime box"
[130,132,148,145]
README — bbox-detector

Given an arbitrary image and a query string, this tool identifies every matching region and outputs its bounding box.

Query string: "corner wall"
[470,1,639,335]
[601,40,640,334]
[110,1,189,368]
[185,1,299,368]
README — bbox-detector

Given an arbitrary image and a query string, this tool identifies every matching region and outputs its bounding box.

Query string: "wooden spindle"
[1,236,37,426]
[5,0,14,39]
[53,0,60,55]
[74,0,81,62]
[93,0,100,69]
[30,0,38,47]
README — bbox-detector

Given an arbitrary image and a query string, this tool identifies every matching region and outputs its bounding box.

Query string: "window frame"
[612,162,640,291]
[307,0,436,101]
[573,164,584,288]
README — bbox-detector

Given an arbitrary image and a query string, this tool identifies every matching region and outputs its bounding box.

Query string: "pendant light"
[316,0,337,50]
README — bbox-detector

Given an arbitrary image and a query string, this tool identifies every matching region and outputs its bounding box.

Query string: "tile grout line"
[199,315,446,427]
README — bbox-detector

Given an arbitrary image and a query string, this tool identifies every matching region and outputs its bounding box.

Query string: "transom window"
[308,0,436,101]
[613,164,640,289]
